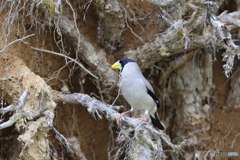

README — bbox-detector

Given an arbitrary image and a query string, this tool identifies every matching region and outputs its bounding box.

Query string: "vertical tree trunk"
[167,51,213,159]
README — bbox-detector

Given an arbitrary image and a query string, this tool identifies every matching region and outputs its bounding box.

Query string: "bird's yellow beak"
[111,61,121,70]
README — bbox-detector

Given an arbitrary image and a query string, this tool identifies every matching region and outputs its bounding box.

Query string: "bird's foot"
[116,111,131,123]
[138,115,148,122]
[138,117,147,122]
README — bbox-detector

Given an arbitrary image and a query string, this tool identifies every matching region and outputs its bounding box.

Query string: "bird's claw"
[138,115,148,122]
[138,117,147,122]
[116,111,131,123]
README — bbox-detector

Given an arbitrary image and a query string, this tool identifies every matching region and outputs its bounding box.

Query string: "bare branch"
[0,90,29,115]
[128,7,160,21]
[52,90,192,157]
[51,15,116,85]
[0,90,52,129]
[52,91,122,120]
[210,15,240,77]
[145,0,184,6]
[122,1,239,79]
[26,89,48,120]
[0,90,29,129]
[219,11,240,29]
[0,113,22,129]
[44,111,74,153]
[0,34,35,53]
[29,1,117,85]
[31,47,99,80]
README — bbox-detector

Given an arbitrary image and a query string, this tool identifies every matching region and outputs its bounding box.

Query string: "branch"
[44,111,74,153]
[0,90,29,129]
[0,90,29,115]
[0,34,35,53]
[128,7,160,21]
[211,15,240,77]
[123,0,239,79]
[51,15,117,85]
[31,47,98,80]
[0,90,50,129]
[123,2,205,68]
[0,113,23,130]
[30,1,117,85]
[52,90,122,120]
[52,90,192,157]
[145,0,184,6]
[219,11,240,30]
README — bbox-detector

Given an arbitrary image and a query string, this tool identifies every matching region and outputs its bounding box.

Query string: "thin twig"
[125,19,143,43]
[128,7,159,21]
[44,111,74,153]
[31,46,99,80]
[0,34,35,52]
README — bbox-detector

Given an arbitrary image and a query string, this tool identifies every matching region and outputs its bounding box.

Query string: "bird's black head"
[119,58,135,66]
[118,58,135,72]
[111,58,135,72]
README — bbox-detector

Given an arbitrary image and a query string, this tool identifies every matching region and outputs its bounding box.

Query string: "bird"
[111,58,165,130]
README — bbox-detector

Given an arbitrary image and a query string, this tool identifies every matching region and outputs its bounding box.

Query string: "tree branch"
[31,47,99,80]
[145,0,184,6]
[52,90,192,158]
[0,90,29,115]
[30,1,117,86]
[0,34,35,53]
[219,11,240,30]
[51,15,117,85]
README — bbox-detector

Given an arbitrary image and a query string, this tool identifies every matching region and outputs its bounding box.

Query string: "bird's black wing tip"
[150,114,165,130]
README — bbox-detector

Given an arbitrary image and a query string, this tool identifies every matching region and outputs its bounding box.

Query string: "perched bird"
[111,58,164,130]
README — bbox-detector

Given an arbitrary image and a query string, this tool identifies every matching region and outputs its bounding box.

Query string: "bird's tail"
[150,113,164,130]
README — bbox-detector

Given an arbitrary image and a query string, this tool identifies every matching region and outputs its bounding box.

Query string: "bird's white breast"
[120,77,156,113]
[119,62,157,115]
